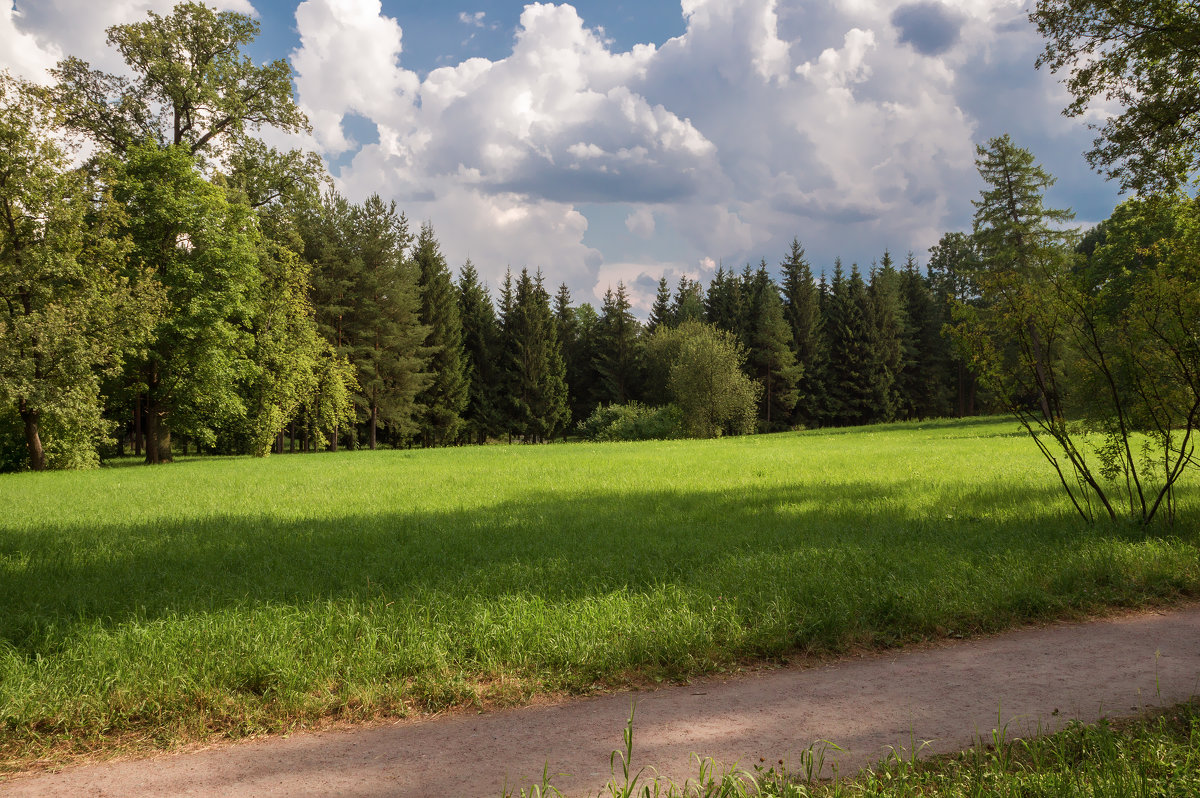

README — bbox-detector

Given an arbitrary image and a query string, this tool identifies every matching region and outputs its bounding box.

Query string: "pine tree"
[705,266,746,340]
[928,232,982,416]
[868,251,908,422]
[344,195,429,450]
[457,259,500,444]
[413,222,467,446]
[504,269,569,441]
[647,276,673,334]
[824,262,878,426]
[594,282,643,405]
[779,238,827,427]
[746,263,801,431]
[898,253,948,418]
[672,276,705,324]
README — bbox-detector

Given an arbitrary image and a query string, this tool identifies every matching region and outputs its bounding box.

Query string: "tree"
[344,196,428,449]
[897,253,948,419]
[48,2,311,463]
[952,136,1109,520]
[413,222,467,447]
[503,269,569,441]
[746,263,800,430]
[824,261,878,426]
[780,238,827,427]
[594,282,642,405]
[868,251,908,422]
[1031,0,1200,192]
[647,276,673,334]
[928,232,983,417]
[51,2,306,160]
[457,260,501,444]
[115,143,261,463]
[226,139,341,457]
[645,321,760,438]
[0,75,160,470]
[671,276,705,325]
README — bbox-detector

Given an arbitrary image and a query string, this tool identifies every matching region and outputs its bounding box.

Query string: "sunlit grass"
[0,417,1197,771]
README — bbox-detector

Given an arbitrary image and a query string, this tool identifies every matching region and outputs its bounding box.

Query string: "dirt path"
[4,604,1200,798]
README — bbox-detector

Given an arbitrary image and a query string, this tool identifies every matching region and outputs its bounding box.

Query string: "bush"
[578,402,685,442]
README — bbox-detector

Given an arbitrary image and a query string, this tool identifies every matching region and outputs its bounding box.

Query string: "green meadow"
[1,417,1197,770]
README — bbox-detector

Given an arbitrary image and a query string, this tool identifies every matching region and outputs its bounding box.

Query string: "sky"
[2,0,1122,313]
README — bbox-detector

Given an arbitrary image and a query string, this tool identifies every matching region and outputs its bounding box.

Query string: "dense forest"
[2,0,1199,529]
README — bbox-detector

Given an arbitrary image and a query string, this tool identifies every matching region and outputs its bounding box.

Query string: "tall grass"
[0,417,1197,770]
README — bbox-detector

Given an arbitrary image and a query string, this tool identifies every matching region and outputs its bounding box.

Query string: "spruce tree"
[746,263,801,431]
[824,262,877,426]
[413,222,467,447]
[898,253,948,418]
[457,259,500,444]
[647,276,673,334]
[780,237,827,427]
[345,195,429,450]
[868,251,908,422]
[672,276,705,324]
[567,302,602,423]
[594,282,643,405]
[928,232,982,416]
[505,269,569,441]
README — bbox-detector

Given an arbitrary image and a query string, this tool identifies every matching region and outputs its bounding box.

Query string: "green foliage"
[868,252,908,422]
[340,195,429,449]
[413,222,468,446]
[1032,0,1200,193]
[458,260,502,444]
[578,402,685,442]
[824,262,879,427]
[646,321,760,438]
[595,283,643,405]
[746,263,801,431]
[0,75,161,470]
[51,1,307,157]
[114,143,260,462]
[647,276,673,335]
[501,269,570,442]
[952,135,1200,525]
[780,238,827,428]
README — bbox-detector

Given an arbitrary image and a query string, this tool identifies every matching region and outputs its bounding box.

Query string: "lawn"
[0,417,1197,770]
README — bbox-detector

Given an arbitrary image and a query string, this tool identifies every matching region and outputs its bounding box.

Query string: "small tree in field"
[951,135,1199,524]
[646,321,760,438]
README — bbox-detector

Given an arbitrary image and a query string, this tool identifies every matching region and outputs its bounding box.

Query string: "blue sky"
[3,0,1120,313]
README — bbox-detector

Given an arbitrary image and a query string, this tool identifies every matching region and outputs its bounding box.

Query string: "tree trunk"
[370,405,378,450]
[144,405,173,464]
[290,421,295,453]
[19,403,45,471]
[134,395,143,456]
[276,430,284,455]
[330,423,339,452]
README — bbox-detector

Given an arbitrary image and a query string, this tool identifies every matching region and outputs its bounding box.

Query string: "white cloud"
[458,11,486,28]
[1,1,255,79]
[2,0,1112,316]
[625,207,656,238]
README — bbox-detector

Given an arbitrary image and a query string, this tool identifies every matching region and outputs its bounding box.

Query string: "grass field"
[1,417,1198,771]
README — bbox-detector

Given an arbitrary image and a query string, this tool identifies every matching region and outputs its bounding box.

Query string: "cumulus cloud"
[625,207,656,238]
[3,0,255,78]
[1,0,1114,314]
